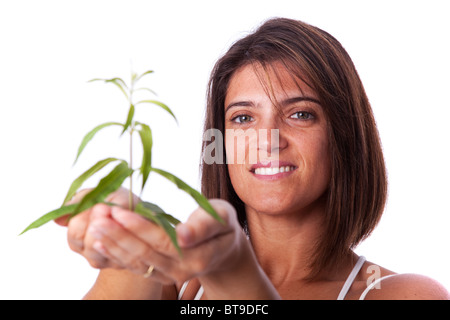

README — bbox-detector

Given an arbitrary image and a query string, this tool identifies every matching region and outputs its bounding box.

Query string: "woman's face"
[224,62,331,218]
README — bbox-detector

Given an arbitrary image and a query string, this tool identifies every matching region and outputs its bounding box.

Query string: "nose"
[257,113,288,158]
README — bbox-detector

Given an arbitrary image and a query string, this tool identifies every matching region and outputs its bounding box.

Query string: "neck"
[247,217,320,284]
[245,199,348,285]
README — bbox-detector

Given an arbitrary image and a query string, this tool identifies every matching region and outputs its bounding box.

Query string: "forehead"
[225,61,318,104]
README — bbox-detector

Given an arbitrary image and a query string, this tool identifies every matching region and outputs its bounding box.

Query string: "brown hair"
[200,18,387,278]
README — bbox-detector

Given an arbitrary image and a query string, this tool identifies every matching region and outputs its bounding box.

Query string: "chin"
[243,190,328,218]
[245,195,300,216]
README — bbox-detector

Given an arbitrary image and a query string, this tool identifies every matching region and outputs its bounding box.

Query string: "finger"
[177,199,236,248]
[84,240,121,269]
[93,237,173,284]
[54,215,70,226]
[55,188,93,227]
[91,211,177,271]
[89,215,152,270]
[67,208,91,253]
[92,241,123,267]
[110,206,179,257]
[90,216,148,257]
[179,228,239,276]
[105,187,140,209]
[80,204,121,268]
[89,224,145,273]
[67,203,110,253]
[61,188,138,230]
[90,224,177,285]
[141,263,177,285]
[67,188,92,205]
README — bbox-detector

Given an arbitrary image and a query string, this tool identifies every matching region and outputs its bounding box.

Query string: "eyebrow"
[225,96,321,113]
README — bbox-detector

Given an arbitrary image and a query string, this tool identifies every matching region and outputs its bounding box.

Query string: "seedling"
[21,69,223,253]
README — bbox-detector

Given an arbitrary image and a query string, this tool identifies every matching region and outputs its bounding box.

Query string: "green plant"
[21,69,223,253]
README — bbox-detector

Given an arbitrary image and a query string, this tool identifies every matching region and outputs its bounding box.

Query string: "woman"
[58,18,449,299]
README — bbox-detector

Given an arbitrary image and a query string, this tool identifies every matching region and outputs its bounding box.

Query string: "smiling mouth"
[253,166,296,176]
[250,160,298,178]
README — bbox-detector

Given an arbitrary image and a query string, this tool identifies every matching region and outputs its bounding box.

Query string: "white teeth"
[254,166,295,175]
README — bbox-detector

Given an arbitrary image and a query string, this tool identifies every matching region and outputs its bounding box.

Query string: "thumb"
[176,199,236,248]
[54,188,93,227]
[54,215,71,227]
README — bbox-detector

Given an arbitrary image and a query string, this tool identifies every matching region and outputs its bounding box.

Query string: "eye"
[232,114,253,124]
[290,111,314,120]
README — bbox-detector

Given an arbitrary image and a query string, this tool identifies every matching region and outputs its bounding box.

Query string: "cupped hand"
[55,188,141,271]
[58,188,247,286]
[91,198,245,285]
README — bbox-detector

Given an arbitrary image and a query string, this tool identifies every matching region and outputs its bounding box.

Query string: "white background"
[0,0,449,299]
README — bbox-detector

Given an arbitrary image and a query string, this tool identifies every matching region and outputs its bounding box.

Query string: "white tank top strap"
[194,286,204,300]
[358,274,396,300]
[178,280,204,300]
[336,255,366,300]
[177,281,189,300]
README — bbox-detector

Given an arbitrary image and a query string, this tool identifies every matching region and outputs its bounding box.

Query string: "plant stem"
[129,127,134,211]
[129,76,135,212]
[128,76,136,211]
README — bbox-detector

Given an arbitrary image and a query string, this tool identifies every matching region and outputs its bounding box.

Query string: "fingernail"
[111,206,126,222]
[93,241,106,255]
[88,226,103,240]
[176,224,192,247]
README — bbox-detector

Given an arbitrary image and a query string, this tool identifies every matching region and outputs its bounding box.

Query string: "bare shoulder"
[364,273,450,300]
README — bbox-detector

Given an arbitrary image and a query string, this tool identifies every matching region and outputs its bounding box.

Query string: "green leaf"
[135,70,154,83]
[89,77,129,100]
[88,78,105,83]
[74,122,123,164]
[73,161,133,216]
[150,167,224,224]
[135,122,152,192]
[131,72,138,83]
[135,100,178,124]
[135,87,158,96]
[135,201,181,225]
[122,104,135,135]
[156,214,180,255]
[62,157,119,205]
[20,204,77,235]
[158,212,182,226]
[134,201,160,224]
[134,201,181,254]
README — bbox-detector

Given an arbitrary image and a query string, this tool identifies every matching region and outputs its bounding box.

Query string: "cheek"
[227,163,248,198]
[224,134,236,165]
[224,132,251,193]
[299,132,331,184]
[225,129,259,165]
